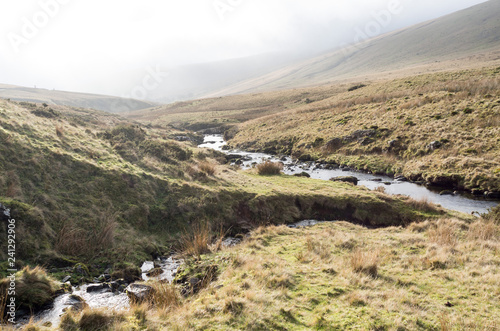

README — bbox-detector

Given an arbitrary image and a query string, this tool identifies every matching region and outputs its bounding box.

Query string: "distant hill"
[205,0,500,96]
[0,84,156,113]
[130,52,309,104]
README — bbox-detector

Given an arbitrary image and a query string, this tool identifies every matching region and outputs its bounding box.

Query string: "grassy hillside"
[223,67,500,193]
[0,99,444,283]
[126,83,346,132]
[0,85,156,113]
[23,216,499,330]
[205,0,500,97]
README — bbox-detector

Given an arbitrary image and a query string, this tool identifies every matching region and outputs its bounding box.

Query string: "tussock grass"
[349,249,379,277]
[428,219,460,246]
[405,197,440,214]
[60,308,121,331]
[256,161,283,175]
[467,220,499,241]
[0,266,59,312]
[198,161,216,176]
[178,221,212,258]
[149,282,181,311]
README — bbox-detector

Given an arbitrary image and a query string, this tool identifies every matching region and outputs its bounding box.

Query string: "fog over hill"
[0,0,491,105]
[204,0,500,97]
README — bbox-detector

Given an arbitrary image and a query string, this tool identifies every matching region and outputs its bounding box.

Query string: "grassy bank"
[17,211,499,330]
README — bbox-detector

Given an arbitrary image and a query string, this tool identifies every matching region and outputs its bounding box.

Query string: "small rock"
[471,189,483,196]
[65,295,88,312]
[126,284,154,303]
[440,190,454,196]
[62,275,71,283]
[146,267,164,277]
[98,274,111,282]
[428,141,442,150]
[86,283,110,293]
[485,191,500,199]
[388,140,398,148]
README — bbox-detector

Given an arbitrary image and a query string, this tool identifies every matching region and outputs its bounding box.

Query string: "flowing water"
[25,257,182,328]
[200,134,498,215]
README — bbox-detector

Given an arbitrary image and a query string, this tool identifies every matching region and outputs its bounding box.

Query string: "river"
[199,134,498,215]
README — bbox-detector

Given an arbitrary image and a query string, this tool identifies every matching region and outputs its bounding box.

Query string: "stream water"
[23,257,182,328]
[200,134,498,215]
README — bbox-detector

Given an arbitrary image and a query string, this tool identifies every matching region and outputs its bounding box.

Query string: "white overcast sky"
[0,0,489,96]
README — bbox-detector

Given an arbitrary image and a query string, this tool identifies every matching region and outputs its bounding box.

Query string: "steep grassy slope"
[0,99,441,281]
[205,0,500,96]
[0,84,156,113]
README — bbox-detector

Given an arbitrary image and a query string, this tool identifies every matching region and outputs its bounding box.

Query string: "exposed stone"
[428,141,442,150]
[0,203,11,221]
[484,191,500,199]
[86,283,110,293]
[146,267,164,277]
[110,279,129,293]
[64,295,88,312]
[471,189,484,196]
[126,284,154,303]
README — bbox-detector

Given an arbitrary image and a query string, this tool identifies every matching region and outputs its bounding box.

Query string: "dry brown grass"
[349,249,379,277]
[149,283,181,311]
[405,197,439,213]
[55,212,118,257]
[178,221,212,258]
[256,161,283,175]
[467,220,499,241]
[428,219,459,246]
[198,161,216,176]
[55,124,64,137]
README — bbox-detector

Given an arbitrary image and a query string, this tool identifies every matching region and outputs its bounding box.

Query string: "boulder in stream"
[86,283,110,293]
[126,284,154,303]
[64,294,88,312]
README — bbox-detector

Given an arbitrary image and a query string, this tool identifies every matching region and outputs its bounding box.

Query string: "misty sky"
[0,0,489,97]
